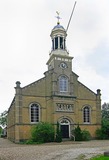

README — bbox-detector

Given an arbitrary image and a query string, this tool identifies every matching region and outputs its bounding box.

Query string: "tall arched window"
[83,106,90,123]
[59,76,68,92]
[30,103,40,123]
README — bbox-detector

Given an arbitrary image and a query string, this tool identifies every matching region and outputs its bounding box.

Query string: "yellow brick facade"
[7,22,101,143]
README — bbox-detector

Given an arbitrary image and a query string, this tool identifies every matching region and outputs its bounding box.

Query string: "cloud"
[85,39,109,76]
[0,0,109,114]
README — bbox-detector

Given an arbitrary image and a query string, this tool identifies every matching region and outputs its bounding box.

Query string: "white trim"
[29,103,40,124]
[59,75,68,92]
[83,106,91,124]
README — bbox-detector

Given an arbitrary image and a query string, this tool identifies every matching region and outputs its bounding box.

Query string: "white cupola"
[49,14,69,57]
[46,13,71,71]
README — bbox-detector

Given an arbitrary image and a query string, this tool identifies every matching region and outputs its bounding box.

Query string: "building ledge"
[51,91,76,98]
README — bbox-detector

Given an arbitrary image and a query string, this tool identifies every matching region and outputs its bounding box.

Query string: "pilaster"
[96,89,101,124]
[14,81,22,142]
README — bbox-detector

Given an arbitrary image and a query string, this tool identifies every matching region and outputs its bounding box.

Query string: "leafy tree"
[55,122,62,142]
[0,110,7,128]
[0,127,2,136]
[102,103,109,119]
[96,102,109,139]
[101,103,109,139]
[31,122,55,143]
[102,118,109,138]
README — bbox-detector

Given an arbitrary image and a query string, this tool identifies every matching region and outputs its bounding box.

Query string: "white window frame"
[83,106,91,124]
[30,103,40,123]
[59,75,68,92]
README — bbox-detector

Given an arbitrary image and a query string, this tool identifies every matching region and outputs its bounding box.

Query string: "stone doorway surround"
[59,118,70,138]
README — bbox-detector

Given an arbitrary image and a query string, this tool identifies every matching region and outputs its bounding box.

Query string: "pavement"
[0,138,109,160]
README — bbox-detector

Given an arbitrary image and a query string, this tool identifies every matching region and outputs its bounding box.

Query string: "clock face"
[60,62,67,69]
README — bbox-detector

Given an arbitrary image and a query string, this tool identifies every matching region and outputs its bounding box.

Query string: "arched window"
[59,76,68,92]
[30,103,40,123]
[83,106,90,123]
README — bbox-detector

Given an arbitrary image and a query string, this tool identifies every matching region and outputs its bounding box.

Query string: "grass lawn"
[91,155,109,160]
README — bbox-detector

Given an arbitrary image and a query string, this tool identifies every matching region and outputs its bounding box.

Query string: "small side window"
[30,103,40,123]
[83,106,90,123]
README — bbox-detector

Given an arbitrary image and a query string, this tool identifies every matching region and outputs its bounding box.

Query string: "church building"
[7,18,101,143]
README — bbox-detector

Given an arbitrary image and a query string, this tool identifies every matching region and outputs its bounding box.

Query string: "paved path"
[0,138,109,160]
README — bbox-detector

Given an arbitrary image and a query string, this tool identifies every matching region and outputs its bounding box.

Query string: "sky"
[0,0,109,114]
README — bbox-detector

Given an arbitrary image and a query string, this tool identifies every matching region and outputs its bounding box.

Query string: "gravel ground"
[0,138,109,160]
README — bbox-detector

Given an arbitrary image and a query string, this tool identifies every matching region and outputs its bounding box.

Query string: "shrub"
[73,125,91,141]
[95,128,104,139]
[31,122,55,143]
[82,130,91,141]
[96,119,109,140]
[55,122,62,142]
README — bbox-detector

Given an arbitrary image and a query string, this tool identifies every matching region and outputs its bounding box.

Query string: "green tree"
[31,122,54,143]
[101,103,109,139]
[55,122,62,142]
[96,102,109,139]
[102,103,109,119]
[0,110,7,128]
[101,119,109,139]
[0,127,2,136]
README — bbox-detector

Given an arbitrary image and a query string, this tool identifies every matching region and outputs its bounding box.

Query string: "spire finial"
[56,11,61,24]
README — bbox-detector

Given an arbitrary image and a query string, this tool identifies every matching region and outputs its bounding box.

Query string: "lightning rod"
[66,1,77,32]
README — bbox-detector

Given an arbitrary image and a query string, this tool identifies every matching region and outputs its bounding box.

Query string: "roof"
[52,23,65,30]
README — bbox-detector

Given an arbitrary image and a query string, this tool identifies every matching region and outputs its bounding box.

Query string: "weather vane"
[56,11,61,24]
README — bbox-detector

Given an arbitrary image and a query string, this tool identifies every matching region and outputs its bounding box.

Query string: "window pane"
[31,104,39,123]
[60,37,63,49]
[55,37,58,49]
[83,106,90,123]
[59,76,68,92]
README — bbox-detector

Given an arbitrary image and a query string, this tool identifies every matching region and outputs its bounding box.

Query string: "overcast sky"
[0,0,109,113]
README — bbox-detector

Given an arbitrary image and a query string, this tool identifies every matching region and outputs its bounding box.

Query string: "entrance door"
[61,125,69,138]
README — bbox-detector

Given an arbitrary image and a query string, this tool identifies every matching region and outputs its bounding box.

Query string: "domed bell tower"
[47,13,73,71]
[50,21,68,56]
